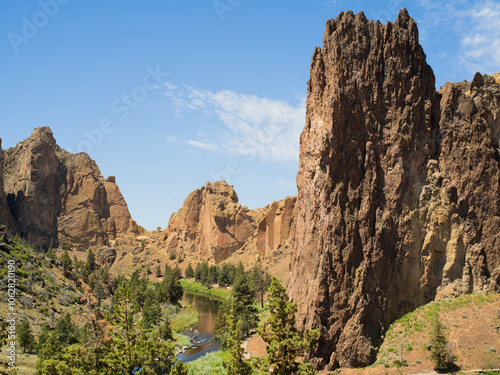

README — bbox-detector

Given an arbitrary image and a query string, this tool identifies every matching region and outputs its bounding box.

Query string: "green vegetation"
[429,313,454,371]
[185,263,194,278]
[18,320,36,353]
[186,351,227,375]
[259,277,318,374]
[0,229,321,375]
[213,272,259,348]
[223,299,253,375]
[169,303,200,332]
[180,279,230,301]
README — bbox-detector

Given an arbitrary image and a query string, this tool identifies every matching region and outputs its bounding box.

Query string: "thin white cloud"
[418,0,500,76]
[460,1,500,74]
[164,84,305,161]
[187,140,219,151]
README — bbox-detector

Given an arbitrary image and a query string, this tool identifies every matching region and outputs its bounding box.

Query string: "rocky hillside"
[158,181,296,264]
[1,127,142,249]
[288,8,500,370]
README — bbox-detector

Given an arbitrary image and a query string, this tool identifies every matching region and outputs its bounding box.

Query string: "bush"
[392,360,408,368]
[187,351,226,375]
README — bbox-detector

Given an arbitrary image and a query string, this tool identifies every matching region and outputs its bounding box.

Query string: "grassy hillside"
[331,293,500,375]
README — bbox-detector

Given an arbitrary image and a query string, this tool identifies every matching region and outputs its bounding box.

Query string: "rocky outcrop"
[256,196,296,255]
[159,181,297,263]
[2,127,141,249]
[159,181,257,262]
[0,140,17,235]
[288,9,500,370]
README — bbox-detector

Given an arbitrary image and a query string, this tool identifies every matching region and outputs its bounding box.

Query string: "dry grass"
[325,293,500,375]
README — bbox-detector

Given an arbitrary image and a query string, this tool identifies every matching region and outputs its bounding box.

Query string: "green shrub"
[392,360,408,368]
[187,351,227,375]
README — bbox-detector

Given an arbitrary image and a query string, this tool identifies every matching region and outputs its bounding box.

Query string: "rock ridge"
[1,127,142,249]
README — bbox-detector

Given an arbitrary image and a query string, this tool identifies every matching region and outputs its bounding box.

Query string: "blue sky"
[1,1,499,230]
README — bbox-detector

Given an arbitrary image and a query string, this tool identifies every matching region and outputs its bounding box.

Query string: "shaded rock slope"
[1,127,142,249]
[288,8,500,370]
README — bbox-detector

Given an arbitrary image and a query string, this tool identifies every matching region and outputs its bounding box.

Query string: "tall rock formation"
[288,9,500,370]
[2,127,141,248]
[159,181,257,262]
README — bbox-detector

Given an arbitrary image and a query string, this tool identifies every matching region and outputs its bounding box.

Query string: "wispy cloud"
[460,1,500,74]
[418,0,500,76]
[187,140,219,151]
[163,83,305,161]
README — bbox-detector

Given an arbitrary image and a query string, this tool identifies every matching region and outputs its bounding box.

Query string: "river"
[177,292,222,363]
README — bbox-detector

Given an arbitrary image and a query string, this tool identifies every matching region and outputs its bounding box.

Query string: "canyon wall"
[288,9,500,370]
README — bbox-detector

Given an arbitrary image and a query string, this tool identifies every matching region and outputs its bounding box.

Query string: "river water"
[177,293,222,363]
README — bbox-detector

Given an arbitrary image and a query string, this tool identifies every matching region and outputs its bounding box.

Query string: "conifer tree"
[61,249,72,272]
[223,299,252,375]
[159,315,173,341]
[429,313,452,371]
[18,320,35,353]
[185,263,194,279]
[259,277,318,375]
[87,249,96,271]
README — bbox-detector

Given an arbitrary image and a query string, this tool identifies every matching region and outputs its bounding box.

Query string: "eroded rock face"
[159,181,257,263]
[288,9,500,370]
[256,196,296,255]
[2,127,141,248]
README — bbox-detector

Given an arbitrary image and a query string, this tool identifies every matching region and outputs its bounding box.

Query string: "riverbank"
[180,279,231,301]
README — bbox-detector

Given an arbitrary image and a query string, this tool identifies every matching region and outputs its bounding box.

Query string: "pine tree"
[87,249,96,272]
[54,313,79,347]
[142,294,161,329]
[214,272,259,348]
[259,278,318,375]
[232,273,258,337]
[18,320,35,353]
[185,263,194,279]
[61,249,72,272]
[159,315,173,341]
[250,264,272,308]
[223,299,252,375]
[429,313,452,371]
